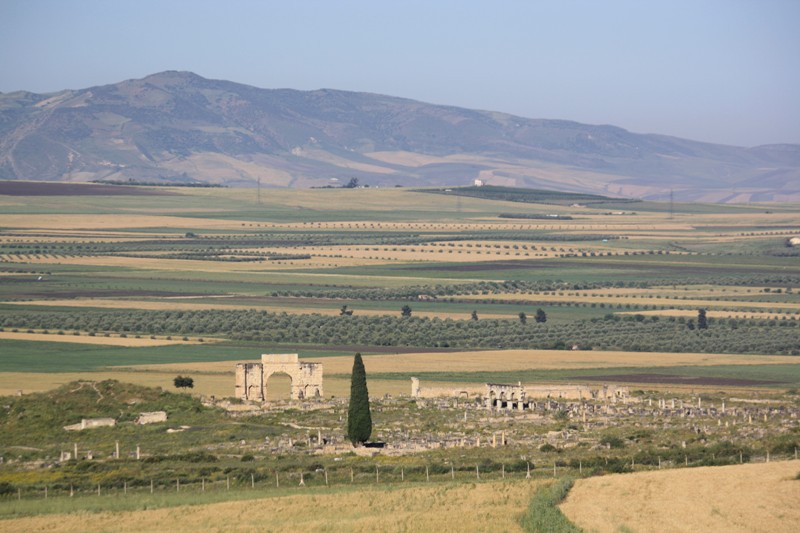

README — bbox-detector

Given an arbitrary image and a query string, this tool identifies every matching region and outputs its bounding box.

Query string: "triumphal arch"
[235,354,323,401]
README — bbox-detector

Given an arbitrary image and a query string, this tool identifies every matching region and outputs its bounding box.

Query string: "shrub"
[600,435,625,449]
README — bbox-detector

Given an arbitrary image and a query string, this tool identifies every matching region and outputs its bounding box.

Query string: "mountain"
[1,71,798,202]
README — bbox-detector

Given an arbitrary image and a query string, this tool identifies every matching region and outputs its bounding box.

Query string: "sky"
[1,0,798,147]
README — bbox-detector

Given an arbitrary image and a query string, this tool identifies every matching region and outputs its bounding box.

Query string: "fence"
[2,452,797,505]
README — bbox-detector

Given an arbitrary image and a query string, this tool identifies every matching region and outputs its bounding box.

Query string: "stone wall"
[63,418,116,431]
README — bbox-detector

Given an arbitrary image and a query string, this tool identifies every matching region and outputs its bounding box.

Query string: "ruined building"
[235,354,323,401]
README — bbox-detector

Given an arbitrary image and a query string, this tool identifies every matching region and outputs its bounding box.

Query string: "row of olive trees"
[2,308,797,354]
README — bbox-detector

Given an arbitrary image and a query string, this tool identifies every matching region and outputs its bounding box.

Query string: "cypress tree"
[697,308,708,329]
[347,352,372,445]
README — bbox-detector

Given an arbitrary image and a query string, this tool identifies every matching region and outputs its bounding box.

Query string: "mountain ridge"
[1,71,798,202]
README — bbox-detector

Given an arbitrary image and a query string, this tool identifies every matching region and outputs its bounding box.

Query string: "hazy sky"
[1,0,798,147]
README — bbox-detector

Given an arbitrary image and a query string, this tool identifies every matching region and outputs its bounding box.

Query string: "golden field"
[5,348,796,399]
[560,460,800,533]
[0,331,203,347]
[130,349,800,376]
[0,479,541,533]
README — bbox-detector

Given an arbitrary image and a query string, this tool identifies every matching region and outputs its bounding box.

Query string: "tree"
[173,375,194,389]
[344,177,359,188]
[697,308,708,329]
[535,308,547,323]
[401,305,412,317]
[518,312,527,324]
[347,352,372,445]
[471,310,479,321]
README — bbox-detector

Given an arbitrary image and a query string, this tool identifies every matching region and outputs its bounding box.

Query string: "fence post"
[476,464,480,480]
[451,464,455,480]
[526,462,531,479]
[376,465,379,483]
[44,486,47,499]
[502,464,505,479]
[401,468,404,482]
[350,468,354,483]
[150,479,154,494]
[177,479,180,492]
[98,484,101,496]
[251,473,255,489]
[70,484,74,497]
[426,465,429,482]
[202,479,205,492]
[553,462,556,478]
[124,481,127,495]
[275,472,279,488]
[325,469,329,486]
[228,476,231,491]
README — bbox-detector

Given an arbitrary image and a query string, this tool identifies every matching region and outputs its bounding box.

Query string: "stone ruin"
[235,353,323,402]
[63,418,116,431]
[410,377,630,410]
[135,411,167,425]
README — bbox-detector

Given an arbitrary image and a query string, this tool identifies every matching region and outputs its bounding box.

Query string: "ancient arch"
[265,371,293,401]
[235,354,323,401]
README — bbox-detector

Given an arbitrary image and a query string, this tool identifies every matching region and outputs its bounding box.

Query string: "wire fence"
[2,452,797,504]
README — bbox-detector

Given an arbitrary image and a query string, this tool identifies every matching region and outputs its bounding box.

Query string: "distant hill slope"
[1,71,798,202]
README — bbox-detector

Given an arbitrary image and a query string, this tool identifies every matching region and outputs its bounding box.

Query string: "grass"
[518,477,582,533]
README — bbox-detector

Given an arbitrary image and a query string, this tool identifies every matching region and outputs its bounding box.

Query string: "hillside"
[1,71,799,202]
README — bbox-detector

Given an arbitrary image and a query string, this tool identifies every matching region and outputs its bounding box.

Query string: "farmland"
[560,461,800,533]
[1,183,799,529]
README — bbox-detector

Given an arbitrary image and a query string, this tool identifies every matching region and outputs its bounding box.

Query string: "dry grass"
[560,460,800,533]
[0,331,201,347]
[6,349,796,399]
[0,372,401,399]
[5,299,269,312]
[0,255,307,273]
[288,349,800,375]
[5,299,511,320]
[120,349,800,376]
[0,479,540,533]
[0,371,233,398]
